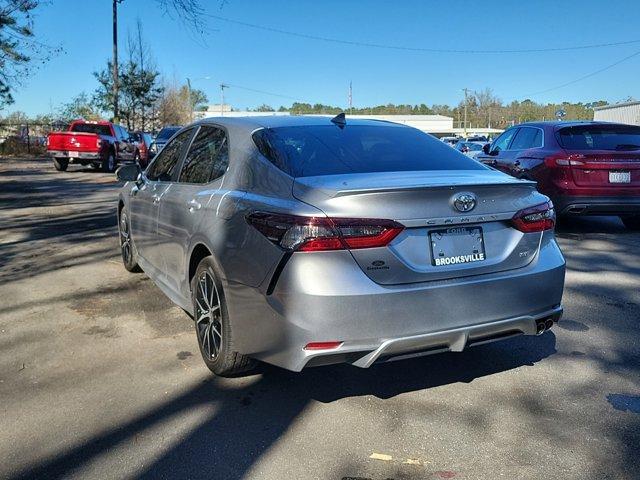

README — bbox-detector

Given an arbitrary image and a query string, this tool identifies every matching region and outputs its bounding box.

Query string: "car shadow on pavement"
[8,333,557,480]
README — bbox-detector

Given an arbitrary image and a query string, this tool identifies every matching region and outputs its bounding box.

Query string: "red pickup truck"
[47,120,139,172]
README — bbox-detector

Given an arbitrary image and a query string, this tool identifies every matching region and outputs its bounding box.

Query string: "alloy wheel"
[195,271,223,360]
[119,212,132,264]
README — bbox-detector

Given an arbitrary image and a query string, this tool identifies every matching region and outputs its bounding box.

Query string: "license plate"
[68,151,79,158]
[609,171,631,183]
[430,226,486,267]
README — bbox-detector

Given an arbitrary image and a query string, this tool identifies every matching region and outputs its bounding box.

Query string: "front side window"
[179,126,229,184]
[146,128,193,181]
[510,127,543,150]
[491,128,517,153]
[253,125,484,177]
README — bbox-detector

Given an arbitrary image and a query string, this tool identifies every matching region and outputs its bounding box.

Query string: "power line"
[208,14,640,54]
[222,82,304,102]
[523,48,640,97]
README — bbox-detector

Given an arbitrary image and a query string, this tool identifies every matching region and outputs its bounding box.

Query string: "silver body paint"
[119,116,565,371]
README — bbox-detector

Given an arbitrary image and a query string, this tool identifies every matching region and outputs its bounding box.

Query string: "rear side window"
[557,124,640,150]
[252,125,484,177]
[71,123,112,136]
[147,128,192,181]
[179,126,229,184]
[510,127,543,150]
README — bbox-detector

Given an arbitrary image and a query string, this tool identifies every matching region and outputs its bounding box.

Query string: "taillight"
[246,212,404,252]
[96,138,102,149]
[511,201,555,233]
[544,153,585,167]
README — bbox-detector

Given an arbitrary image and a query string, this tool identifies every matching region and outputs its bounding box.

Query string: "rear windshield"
[253,125,485,177]
[71,123,112,136]
[157,127,181,141]
[557,124,640,151]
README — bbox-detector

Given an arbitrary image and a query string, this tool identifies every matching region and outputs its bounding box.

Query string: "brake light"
[511,201,555,233]
[246,213,404,252]
[96,138,102,149]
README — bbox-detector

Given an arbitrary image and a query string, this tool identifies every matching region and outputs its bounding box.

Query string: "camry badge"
[453,193,477,213]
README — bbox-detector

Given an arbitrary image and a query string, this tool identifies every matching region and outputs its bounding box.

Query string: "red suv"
[477,121,640,229]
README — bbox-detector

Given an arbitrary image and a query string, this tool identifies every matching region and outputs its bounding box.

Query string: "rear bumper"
[554,195,640,215]
[48,150,101,163]
[226,234,566,371]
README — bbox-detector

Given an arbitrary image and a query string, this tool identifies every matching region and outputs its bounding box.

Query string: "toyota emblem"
[453,193,477,213]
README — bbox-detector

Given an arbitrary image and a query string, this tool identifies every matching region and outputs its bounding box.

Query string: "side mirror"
[482,143,491,155]
[116,163,141,182]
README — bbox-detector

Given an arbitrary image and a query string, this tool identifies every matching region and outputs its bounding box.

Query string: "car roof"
[194,115,407,133]
[515,120,633,130]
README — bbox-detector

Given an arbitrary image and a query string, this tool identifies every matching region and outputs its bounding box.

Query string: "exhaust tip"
[536,321,546,335]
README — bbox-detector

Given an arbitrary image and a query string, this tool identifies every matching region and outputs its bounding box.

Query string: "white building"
[593,101,640,125]
[194,106,502,137]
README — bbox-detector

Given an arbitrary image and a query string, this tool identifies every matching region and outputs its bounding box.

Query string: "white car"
[455,141,485,158]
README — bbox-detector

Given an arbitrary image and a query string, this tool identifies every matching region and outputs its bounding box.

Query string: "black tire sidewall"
[191,257,233,373]
[53,158,68,171]
[621,215,640,230]
[102,153,116,172]
[119,208,141,272]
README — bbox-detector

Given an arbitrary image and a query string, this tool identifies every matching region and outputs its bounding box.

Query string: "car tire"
[118,207,142,273]
[102,152,116,173]
[53,158,68,171]
[192,257,256,377]
[620,215,640,230]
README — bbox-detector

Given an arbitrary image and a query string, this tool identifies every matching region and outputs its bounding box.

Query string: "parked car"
[131,131,153,168]
[440,136,461,146]
[466,135,489,143]
[148,125,182,159]
[116,115,565,376]
[455,141,485,158]
[476,121,640,229]
[47,120,139,172]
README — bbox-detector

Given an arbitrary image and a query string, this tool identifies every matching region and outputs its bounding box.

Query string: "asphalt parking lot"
[1,157,639,480]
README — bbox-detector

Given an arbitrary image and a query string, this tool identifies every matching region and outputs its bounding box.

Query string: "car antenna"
[331,112,346,128]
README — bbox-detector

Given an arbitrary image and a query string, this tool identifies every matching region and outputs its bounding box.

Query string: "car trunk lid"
[564,150,640,189]
[292,170,548,285]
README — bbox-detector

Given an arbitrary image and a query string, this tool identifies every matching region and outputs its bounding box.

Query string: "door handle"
[187,199,202,212]
[152,194,161,204]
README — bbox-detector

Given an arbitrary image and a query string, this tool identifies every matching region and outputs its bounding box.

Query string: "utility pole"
[186,77,193,122]
[348,81,353,114]
[112,0,121,122]
[462,88,469,137]
[137,18,145,130]
[220,83,227,116]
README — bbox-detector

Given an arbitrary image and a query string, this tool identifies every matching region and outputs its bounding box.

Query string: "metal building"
[593,101,640,125]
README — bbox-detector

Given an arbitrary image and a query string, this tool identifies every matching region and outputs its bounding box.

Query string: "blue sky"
[9,0,640,116]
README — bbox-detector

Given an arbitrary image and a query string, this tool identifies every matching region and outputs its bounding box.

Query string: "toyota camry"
[116,115,565,376]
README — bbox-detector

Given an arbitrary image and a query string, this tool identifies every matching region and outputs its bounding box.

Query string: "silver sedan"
[116,115,565,376]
